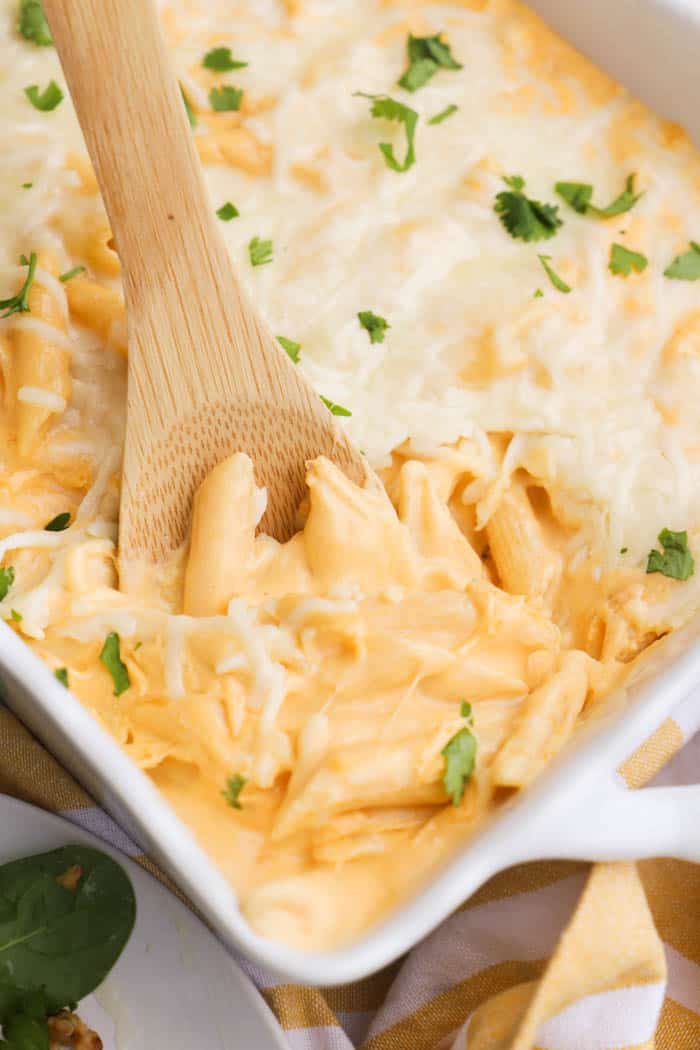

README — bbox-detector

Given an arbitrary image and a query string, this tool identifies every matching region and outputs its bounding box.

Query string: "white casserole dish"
[2,0,700,986]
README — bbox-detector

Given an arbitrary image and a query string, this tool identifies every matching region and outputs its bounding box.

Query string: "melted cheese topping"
[2,0,700,948]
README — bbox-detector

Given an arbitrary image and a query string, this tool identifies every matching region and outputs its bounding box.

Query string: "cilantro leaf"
[222,774,246,809]
[54,668,69,687]
[277,336,301,363]
[664,241,700,281]
[646,528,694,581]
[0,252,37,319]
[554,181,593,214]
[538,254,571,293]
[59,266,85,283]
[202,46,247,72]
[44,512,70,532]
[180,84,197,128]
[591,174,642,218]
[320,395,351,417]
[18,0,52,46]
[10,609,22,623]
[495,177,562,242]
[609,243,648,277]
[0,566,15,601]
[398,33,462,92]
[556,174,641,218]
[99,633,130,696]
[358,310,390,344]
[355,93,418,173]
[427,103,458,125]
[216,202,239,221]
[209,85,243,112]
[24,80,63,112]
[248,237,273,267]
[442,726,477,806]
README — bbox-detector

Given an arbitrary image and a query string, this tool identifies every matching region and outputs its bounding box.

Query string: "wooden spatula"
[43,0,372,585]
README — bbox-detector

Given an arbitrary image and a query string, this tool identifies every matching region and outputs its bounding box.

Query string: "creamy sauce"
[1,0,700,948]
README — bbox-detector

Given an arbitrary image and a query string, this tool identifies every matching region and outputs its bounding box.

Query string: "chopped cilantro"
[427,103,458,125]
[100,632,130,696]
[646,529,694,581]
[54,667,69,686]
[534,288,544,298]
[209,85,243,112]
[664,241,700,281]
[223,773,246,809]
[59,265,85,283]
[18,0,52,46]
[495,176,562,242]
[0,566,15,601]
[202,46,247,72]
[45,511,71,531]
[355,93,418,173]
[0,251,37,319]
[277,335,301,363]
[460,701,473,720]
[248,237,273,267]
[320,395,351,417]
[398,33,462,92]
[538,254,571,293]
[442,722,477,806]
[609,243,648,277]
[556,174,641,218]
[25,80,63,112]
[216,202,239,221]
[21,181,33,189]
[358,310,390,344]
[180,84,197,128]
[620,547,628,555]
[10,609,22,623]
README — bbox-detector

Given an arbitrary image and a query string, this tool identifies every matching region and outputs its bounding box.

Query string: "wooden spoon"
[43,0,372,585]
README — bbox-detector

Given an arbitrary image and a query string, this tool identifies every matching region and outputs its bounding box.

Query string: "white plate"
[0,794,286,1050]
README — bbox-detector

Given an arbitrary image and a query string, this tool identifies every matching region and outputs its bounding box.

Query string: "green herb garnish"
[216,202,239,221]
[398,33,462,92]
[180,84,197,128]
[10,609,22,623]
[355,93,418,173]
[209,85,243,112]
[18,0,52,46]
[0,252,37,319]
[664,241,700,281]
[222,774,246,809]
[277,336,301,363]
[54,667,69,687]
[538,254,571,293]
[427,103,458,125]
[202,46,247,72]
[609,243,648,277]
[320,395,351,417]
[442,703,477,806]
[646,528,694,581]
[24,80,63,112]
[44,512,71,531]
[0,566,15,601]
[495,176,562,242]
[555,174,641,218]
[59,266,85,283]
[99,632,130,696]
[358,310,390,344]
[248,237,273,267]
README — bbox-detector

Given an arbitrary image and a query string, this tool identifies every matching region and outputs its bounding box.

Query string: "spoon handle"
[43,0,230,325]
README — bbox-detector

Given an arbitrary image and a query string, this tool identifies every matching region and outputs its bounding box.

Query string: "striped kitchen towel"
[1,692,698,1050]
